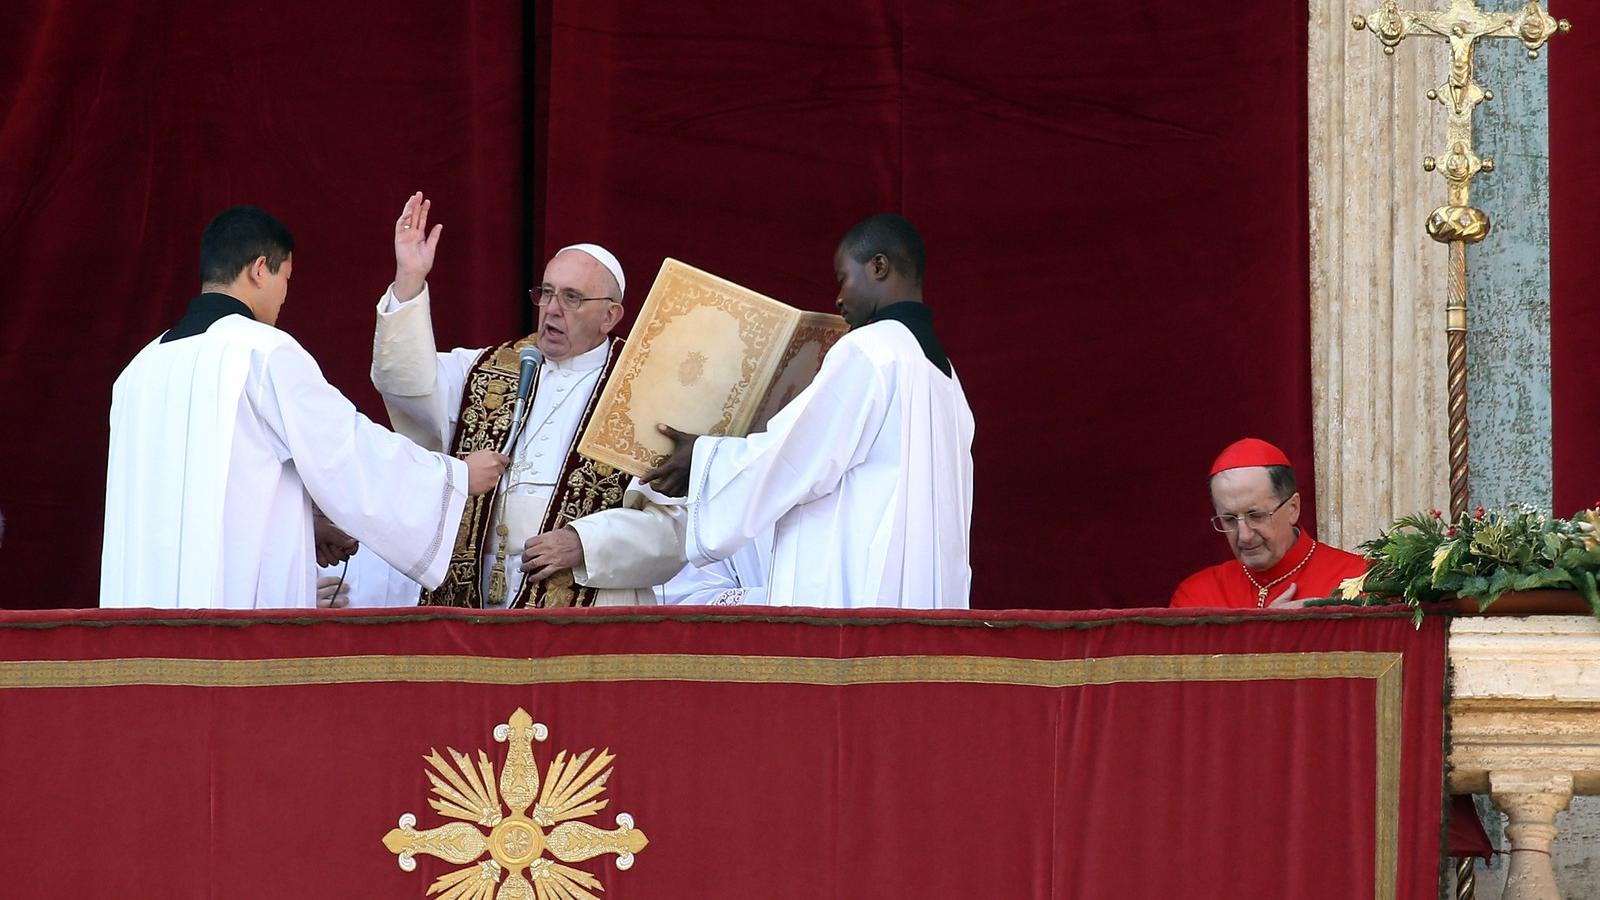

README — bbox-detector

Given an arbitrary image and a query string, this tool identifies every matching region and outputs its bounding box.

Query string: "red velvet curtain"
[1550,22,1599,516]
[0,2,526,608]
[1,2,1312,610]
[536,2,1314,609]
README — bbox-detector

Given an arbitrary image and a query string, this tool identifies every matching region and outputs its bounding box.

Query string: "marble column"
[1462,37,1552,511]
[1308,1,1450,550]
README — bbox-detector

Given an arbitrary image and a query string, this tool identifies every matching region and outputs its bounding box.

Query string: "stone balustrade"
[1449,616,1600,899]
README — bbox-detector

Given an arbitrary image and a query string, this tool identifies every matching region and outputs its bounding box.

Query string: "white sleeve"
[257,342,469,590]
[656,517,772,605]
[657,559,742,605]
[568,480,689,589]
[370,283,482,451]
[684,339,889,565]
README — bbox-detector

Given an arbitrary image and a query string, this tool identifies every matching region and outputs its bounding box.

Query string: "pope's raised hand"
[393,191,443,302]
[463,450,510,496]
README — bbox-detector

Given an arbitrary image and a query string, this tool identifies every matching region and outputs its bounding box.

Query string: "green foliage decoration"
[1332,505,1600,625]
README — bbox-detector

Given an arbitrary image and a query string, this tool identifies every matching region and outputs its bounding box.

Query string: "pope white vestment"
[372,284,633,607]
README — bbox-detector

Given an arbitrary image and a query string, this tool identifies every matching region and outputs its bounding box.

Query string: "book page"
[579,259,799,477]
[749,312,849,433]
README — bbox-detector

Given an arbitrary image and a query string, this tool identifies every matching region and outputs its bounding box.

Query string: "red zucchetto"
[1209,437,1291,476]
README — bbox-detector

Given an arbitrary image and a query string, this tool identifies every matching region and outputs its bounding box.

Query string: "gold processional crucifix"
[1353,0,1568,520]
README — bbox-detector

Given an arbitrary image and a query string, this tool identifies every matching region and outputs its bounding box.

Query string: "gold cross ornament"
[1355,0,1568,211]
[1352,0,1568,520]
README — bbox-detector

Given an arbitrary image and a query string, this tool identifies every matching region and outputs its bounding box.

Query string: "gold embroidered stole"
[420,338,629,609]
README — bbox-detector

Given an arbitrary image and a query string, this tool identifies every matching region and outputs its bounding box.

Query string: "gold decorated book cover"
[578,259,847,477]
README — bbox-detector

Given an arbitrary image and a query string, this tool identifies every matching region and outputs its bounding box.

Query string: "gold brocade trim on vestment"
[423,339,527,609]
[0,650,1404,899]
[423,337,629,610]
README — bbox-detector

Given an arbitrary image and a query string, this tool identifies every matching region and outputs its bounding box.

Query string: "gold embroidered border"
[0,651,1404,897]
[1374,652,1402,900]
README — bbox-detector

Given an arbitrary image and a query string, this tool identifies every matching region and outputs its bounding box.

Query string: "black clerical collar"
[160,292,256,343]
[868,301,951,377]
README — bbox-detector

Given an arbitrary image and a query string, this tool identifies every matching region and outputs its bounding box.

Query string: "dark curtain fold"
[535,1,1313,609]
[0,1,526,608]
[2,1,1311,610]
[1550,23,1599,515]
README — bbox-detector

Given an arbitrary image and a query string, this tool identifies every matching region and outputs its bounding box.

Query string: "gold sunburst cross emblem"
[382,708,648,899]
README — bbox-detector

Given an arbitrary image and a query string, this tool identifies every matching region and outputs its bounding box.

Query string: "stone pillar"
[1308,1,1450,549]
[1489,771,1573,900]
[1463,40,1552,511]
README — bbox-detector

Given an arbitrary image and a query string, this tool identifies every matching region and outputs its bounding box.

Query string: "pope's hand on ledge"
[522,526,584,582]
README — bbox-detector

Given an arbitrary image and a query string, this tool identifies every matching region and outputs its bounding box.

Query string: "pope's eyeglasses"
[530,286,618,311]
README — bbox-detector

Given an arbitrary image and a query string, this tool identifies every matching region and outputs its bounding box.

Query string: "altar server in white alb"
[371,192,635,608]
[643,213,975,607]
[101,206,508,609]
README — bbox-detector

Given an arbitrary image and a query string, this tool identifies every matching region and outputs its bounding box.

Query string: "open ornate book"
[578,258,848,477]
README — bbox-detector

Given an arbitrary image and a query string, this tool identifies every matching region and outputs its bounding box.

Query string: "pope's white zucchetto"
[556,243,625,300]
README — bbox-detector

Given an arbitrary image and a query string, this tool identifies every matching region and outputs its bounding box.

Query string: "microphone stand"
[501,347,544,455]
[485,360,539,608]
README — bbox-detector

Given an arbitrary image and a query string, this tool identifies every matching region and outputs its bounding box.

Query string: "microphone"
[500,346,545,455]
